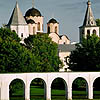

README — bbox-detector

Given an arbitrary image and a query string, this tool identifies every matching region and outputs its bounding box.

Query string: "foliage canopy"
[0,28,61,73]
[68,34,100,71]
[96,19,100,26]
[24,33,62,72]
[0,28,37,73]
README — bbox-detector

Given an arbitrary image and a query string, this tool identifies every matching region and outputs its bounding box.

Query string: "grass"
[10,86,100,100]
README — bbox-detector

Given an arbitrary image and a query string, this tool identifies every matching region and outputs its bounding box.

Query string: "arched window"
[93,29,96,34]
[64,42,66,44]
[21,33,23,38]
[37,22,40,31]
[55,26,57,33]
[91,21,93,24]
[12,30,16,33]
[33,27,35,34]
[87,30,90,36]
[88,21,90,24]
[48,26,50,33]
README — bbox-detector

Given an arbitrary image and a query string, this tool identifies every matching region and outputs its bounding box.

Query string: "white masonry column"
[68,84,72,100]
[88,84,93,99]
[0,81,1,100]
[65,83,68,99]
[44,83,47,100]
[25,84,30,100]
[86,82,88,98]
[46,84,51,100]
[1,82,9,100]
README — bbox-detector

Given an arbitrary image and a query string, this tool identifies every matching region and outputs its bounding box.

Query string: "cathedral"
[6,0,98,71]
[6,1,70,44]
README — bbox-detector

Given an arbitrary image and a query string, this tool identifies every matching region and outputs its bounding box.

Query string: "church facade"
[6,0,98,72]
[7,2,70,44]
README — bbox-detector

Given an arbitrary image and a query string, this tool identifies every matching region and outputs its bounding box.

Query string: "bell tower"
[79,0,99,42]
[7,1,29,40]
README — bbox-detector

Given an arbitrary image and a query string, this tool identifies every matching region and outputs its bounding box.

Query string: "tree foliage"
[96,19,100,26]
[0,28,36,73]
[0,28,62,95]
[0,28,61,73]
[68,34,100,71]
[24,34,62,72]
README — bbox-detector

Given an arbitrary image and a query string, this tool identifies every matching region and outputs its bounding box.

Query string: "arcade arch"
[9,78,25,100]
[30,78,46,100]
[51,77,68,100]
[72,77,88,99]
[93,77,100,99]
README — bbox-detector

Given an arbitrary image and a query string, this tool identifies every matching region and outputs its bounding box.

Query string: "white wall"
[11,25,29,40]
[1,72,100,100]
[49,33,60,44]
[26,16,43,33]
[59,52,71,72]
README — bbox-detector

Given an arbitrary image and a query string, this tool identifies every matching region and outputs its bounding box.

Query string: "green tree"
[96,19,100,26]
[24,33,62,72]
[0,28,36,73]
[68,34,100,71]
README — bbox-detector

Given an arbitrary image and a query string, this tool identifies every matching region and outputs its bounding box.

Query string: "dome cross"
[32,0,34,8]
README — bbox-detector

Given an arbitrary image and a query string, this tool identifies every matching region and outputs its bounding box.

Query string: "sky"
[0,0,100,42]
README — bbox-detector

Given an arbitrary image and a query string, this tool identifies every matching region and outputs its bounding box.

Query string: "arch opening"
[93,29,96,34]
[87,30,90,36]
[9,79,25,100]
[30,78,46,100]
[48,26,50,33]
[55,26,57,34]
[37,22,40,31]
[93,77,100,99]
[33,27,35,34]
[51,78,67,100]
[21,33,23,38]
[72,77,88,99]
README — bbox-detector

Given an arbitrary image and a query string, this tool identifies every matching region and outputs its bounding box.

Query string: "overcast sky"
[0,0,100,42]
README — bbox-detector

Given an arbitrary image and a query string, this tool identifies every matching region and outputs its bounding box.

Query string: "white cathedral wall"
[28,24,37,35]
[11,25,29,39]
[26,16,43,33]
[10,25,18,33]
[59,52,71,72]
[49,33,60,44]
